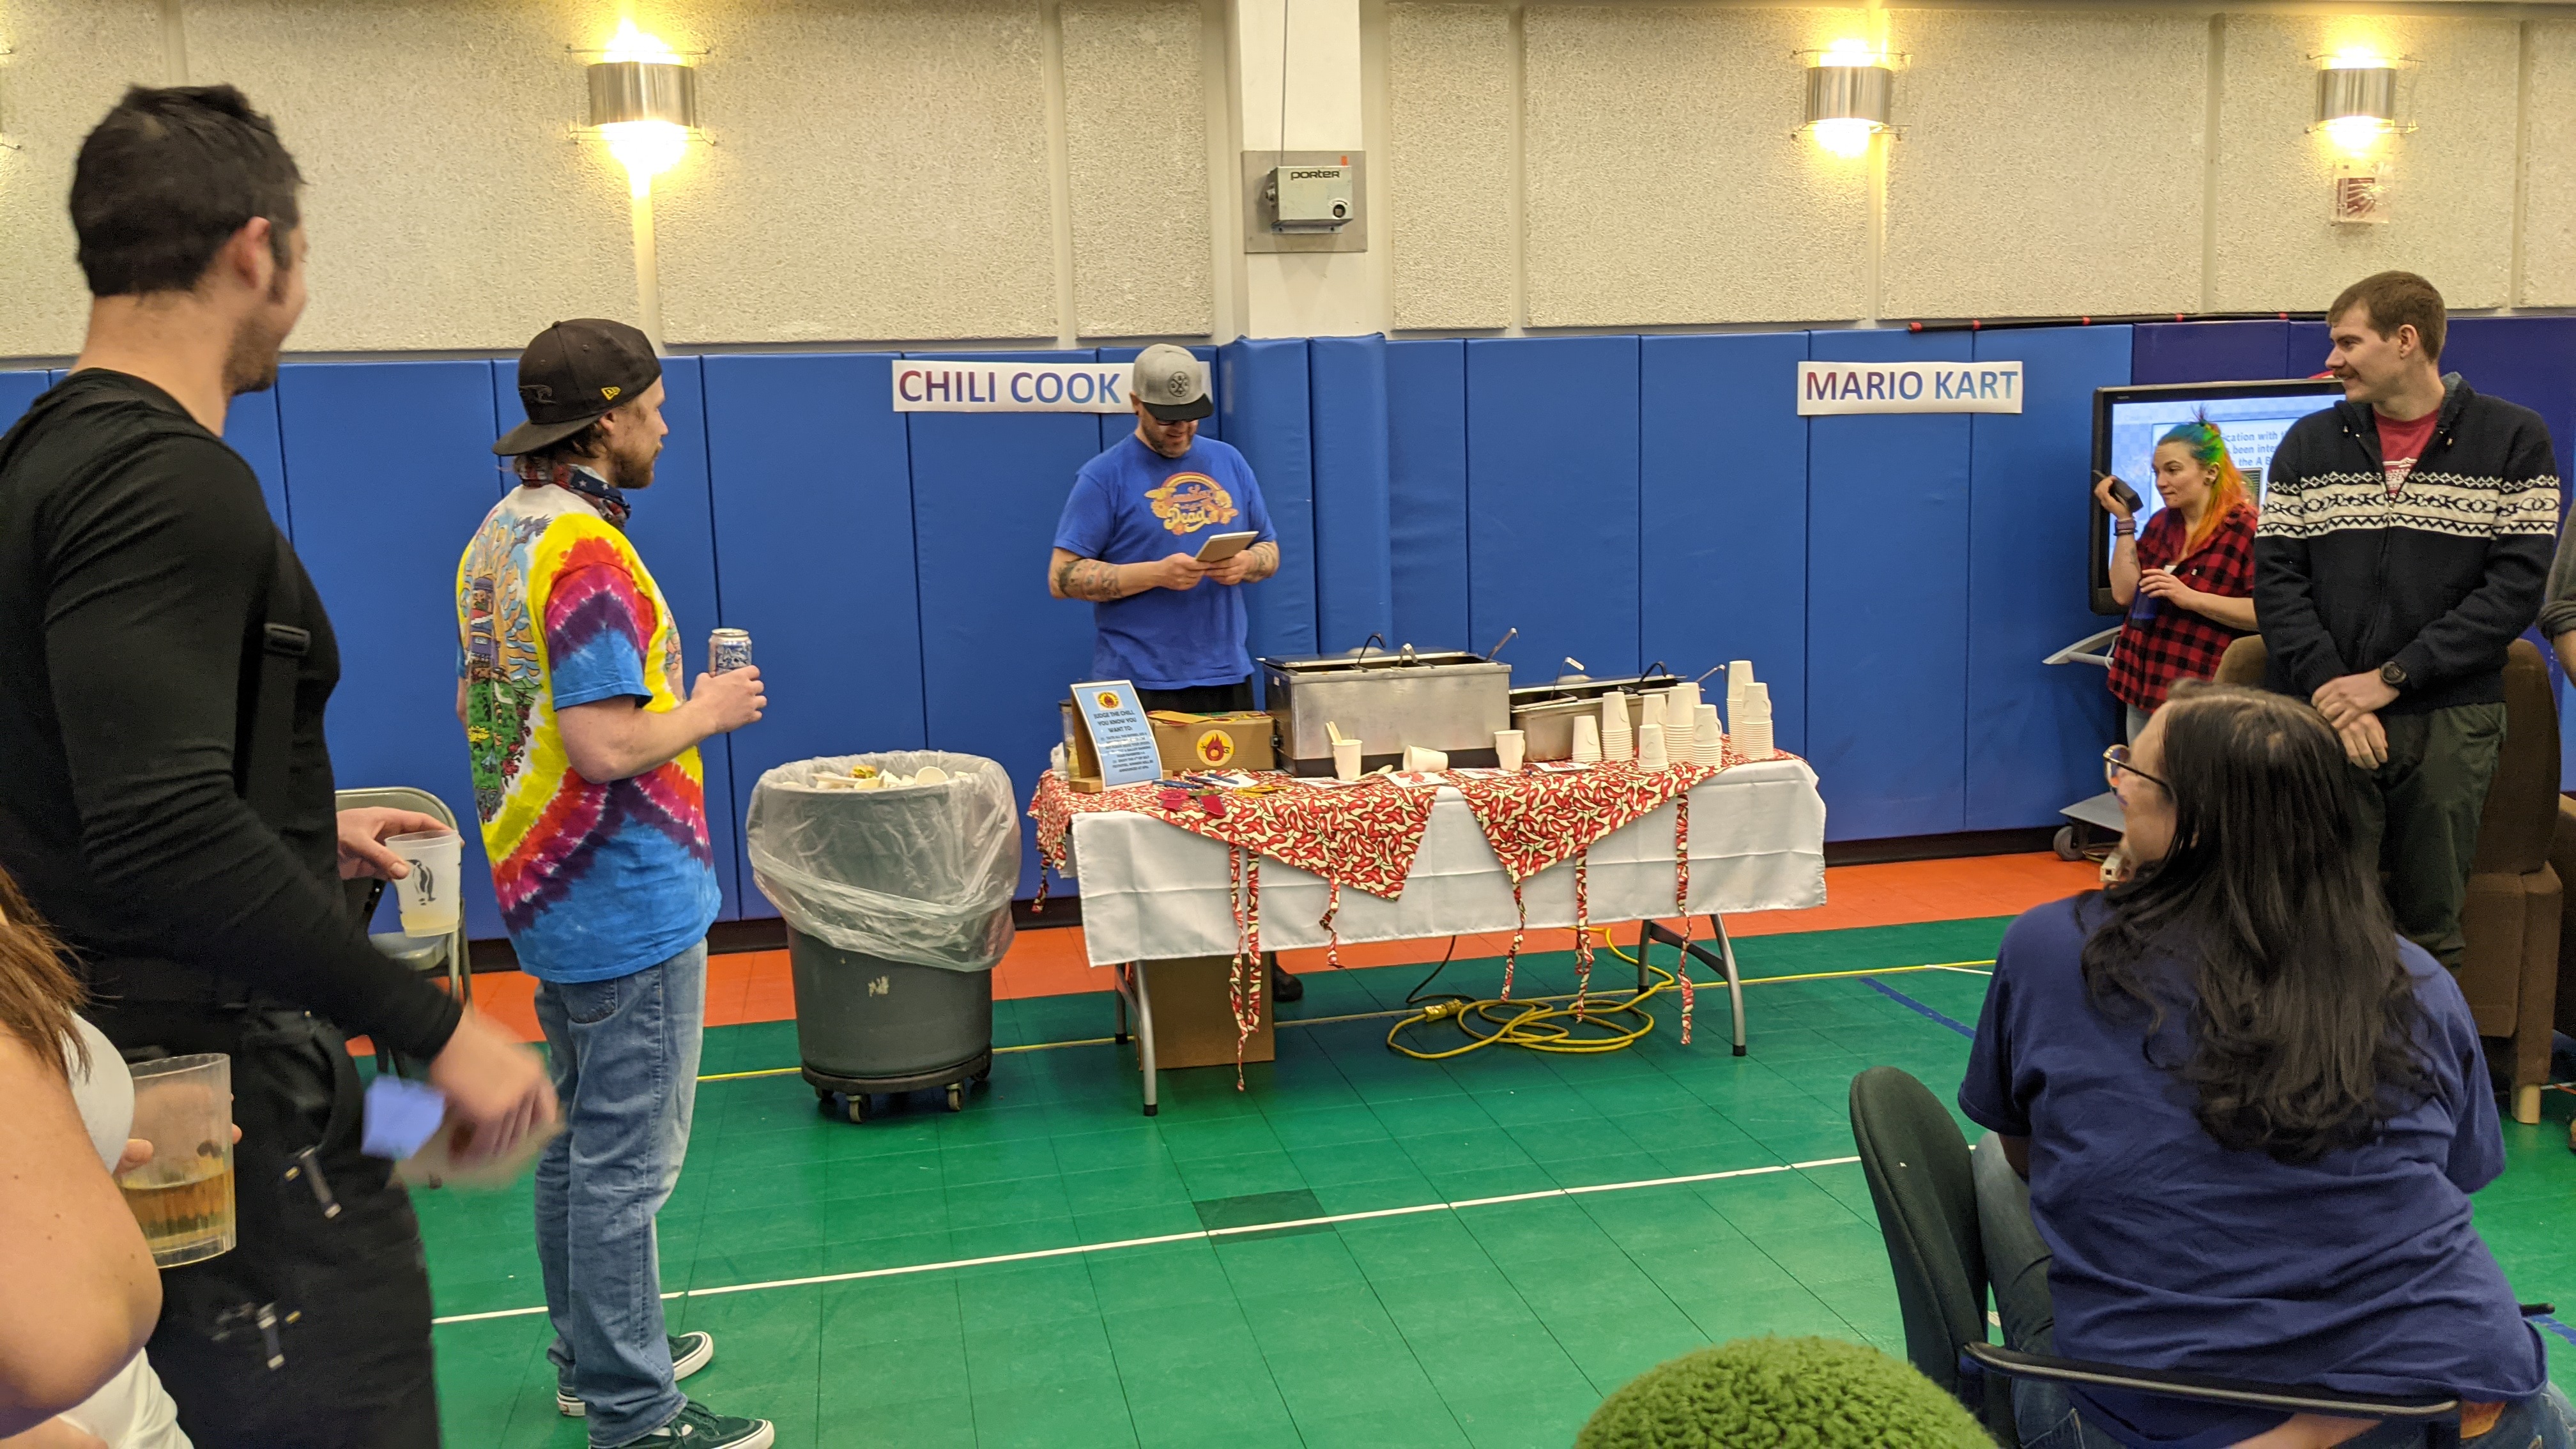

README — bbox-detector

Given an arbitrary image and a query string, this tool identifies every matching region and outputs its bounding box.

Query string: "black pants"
[2350,703,2506,970]
[1137,678,1255,714]
[92,1001,439,1449]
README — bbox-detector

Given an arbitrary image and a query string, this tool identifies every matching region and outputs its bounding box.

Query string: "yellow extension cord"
[1386,926,1689,1061]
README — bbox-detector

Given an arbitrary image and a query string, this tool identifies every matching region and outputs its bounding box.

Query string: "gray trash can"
[747,751,1018,1122]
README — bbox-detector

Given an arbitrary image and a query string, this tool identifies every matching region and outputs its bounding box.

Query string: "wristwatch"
[2379,659,2409,691]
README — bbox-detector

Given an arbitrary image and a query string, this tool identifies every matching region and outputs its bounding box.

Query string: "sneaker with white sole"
[558,1332,716,1416]
[617,1400,773,1448]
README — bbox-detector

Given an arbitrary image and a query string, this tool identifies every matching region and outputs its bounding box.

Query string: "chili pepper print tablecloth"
[1054,758,1827,968]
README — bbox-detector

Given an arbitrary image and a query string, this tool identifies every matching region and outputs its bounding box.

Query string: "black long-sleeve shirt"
[0,371,461,1057]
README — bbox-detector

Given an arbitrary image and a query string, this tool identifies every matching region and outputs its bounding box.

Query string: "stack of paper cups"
[1726,661,1756,734]
[1667,682,1702,730]
[1600,693,1632,761]
[1736,682,1775,760]
[1637,722,1669,771]
[1571,714,1602,763]
[1692,703,1724,767]
[1638,693,1666,736]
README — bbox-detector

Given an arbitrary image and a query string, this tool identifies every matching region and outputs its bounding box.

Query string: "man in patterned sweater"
[454,320,773,1449]
[2254,272,2559,969]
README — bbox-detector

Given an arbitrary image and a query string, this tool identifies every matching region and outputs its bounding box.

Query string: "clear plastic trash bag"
[746,752,1019,972]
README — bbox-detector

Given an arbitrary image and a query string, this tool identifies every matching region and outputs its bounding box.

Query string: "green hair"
[1575,1336,1991,1449]
[2154,411,2253,552]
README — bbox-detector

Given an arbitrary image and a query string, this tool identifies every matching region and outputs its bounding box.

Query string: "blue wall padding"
[0,370,47,432]
[1308,335,1395,653]
[2130,321,2290,385]
[275,360,507,940]
[1216,338,1319,673]
[1964,326,2131,830]
[906,350,1103,899]
[1638,332,1811,755]
[702,353,925,920]
[491,356,746,923]
[1466,335,1641,684]
[222,391,295,533]
[1804,332,1974,841]
[1385,340,1471,652]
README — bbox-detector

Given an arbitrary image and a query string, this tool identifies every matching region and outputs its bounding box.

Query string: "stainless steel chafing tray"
[1508,672,1683,762]
[1262,649,1514,776]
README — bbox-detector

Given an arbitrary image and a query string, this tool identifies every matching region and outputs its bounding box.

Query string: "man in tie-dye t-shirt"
[454,321,773,1449]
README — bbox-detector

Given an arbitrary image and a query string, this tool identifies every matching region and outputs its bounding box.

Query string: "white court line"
[430,1154,1864,1326]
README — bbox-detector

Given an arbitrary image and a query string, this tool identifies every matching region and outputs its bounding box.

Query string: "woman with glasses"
[1960,683,2564,1449]
[2096,417,2260,742]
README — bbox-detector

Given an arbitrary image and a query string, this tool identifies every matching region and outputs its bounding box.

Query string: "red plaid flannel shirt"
[2108,503,2257,710]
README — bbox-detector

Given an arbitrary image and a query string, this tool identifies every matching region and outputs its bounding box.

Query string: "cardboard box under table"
[1045,761,1829,1114]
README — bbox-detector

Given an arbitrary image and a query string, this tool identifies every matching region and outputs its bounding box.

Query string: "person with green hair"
[2095,413,2260,743]
[1575,1335,1990,1449]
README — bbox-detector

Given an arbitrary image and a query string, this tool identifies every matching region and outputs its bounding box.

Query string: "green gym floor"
[420,917,2576,1448]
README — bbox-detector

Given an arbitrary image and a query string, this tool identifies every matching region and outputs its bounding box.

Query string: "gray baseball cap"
[1132,344,1213,422]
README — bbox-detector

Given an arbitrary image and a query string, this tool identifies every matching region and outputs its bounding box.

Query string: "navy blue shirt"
[1053,434,1276,691]
[1961,896,2542,1449]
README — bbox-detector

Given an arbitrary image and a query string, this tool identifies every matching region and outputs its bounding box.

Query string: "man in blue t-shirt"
[1049,343,1300,999]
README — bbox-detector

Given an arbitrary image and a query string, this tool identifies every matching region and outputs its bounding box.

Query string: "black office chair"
[1846,1066,2469,1445]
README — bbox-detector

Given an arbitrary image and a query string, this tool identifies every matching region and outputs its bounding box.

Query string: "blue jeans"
[1972,1133,2576,1449]
[533,941,707,1447]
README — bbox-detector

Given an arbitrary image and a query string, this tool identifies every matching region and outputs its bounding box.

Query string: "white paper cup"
[388,830,463,935]
[1333,739,1363,782]
[1570,716,1602,763]
[1494,730,1526,772]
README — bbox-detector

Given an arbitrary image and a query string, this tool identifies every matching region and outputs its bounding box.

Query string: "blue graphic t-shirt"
[1053,434,1276,690]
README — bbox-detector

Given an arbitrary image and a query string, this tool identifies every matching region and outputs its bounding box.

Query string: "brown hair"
[0,870,86,1080]
[2328,271,2446,362]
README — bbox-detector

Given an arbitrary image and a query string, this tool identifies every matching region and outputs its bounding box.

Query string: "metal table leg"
[1113,961,1160,1117]
[1639,916,1749,1057]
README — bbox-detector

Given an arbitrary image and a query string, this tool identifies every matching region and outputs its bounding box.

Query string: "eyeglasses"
[2103,744,2168,793]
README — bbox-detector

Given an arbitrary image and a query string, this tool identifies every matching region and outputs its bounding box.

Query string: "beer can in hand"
[709,629,753,675]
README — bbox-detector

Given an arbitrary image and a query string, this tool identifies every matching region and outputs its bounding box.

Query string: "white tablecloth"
[1062,759,1828,966]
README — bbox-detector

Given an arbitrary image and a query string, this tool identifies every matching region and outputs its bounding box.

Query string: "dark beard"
[222,276,291,396]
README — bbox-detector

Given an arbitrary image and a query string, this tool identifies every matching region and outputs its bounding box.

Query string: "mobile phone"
[2097,473,2143,513]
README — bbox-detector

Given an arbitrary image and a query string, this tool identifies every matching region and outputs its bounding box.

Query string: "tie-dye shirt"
[455,473,718,982]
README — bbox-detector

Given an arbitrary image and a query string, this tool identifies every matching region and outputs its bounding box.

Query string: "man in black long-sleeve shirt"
[2255,272,2559,969]
[0,86,554,1448]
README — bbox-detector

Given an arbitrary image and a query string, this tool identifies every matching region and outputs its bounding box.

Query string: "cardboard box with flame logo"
[1146,711,1276,775]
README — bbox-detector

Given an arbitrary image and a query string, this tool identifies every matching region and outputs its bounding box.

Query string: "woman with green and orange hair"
[2095,415,2261,740]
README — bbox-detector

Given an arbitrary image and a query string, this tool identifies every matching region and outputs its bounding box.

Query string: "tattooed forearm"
[1242,542,1280,582]
[1053,555,1127,602]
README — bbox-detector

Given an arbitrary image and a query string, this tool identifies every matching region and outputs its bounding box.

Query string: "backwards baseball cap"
[1132,343,1213,422]
[493,319,662,456]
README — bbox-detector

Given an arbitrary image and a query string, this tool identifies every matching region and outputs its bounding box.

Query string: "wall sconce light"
[586,19,700,199]
[1800,40,1896,158]
[2312,49,2408,157]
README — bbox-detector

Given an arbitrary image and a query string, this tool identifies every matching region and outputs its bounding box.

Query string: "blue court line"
[2537,1314,2576,1349]
[1862,977,1976,1039]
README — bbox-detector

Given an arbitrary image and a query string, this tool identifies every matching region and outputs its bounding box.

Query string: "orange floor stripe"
[424,852,2097,1046]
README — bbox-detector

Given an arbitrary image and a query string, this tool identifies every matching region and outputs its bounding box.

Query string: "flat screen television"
[2087,379,2347,615]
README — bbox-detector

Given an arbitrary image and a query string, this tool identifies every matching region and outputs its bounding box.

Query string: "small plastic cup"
[1494,730,1526,772]
[1332,738,1363,782]
[387,830,463,936]
[119,1054,236,1267]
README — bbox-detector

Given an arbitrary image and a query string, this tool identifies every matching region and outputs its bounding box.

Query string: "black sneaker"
[618,1401,774,1448]
[1271,960,1304,1003]
[559,1333,716,1416]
